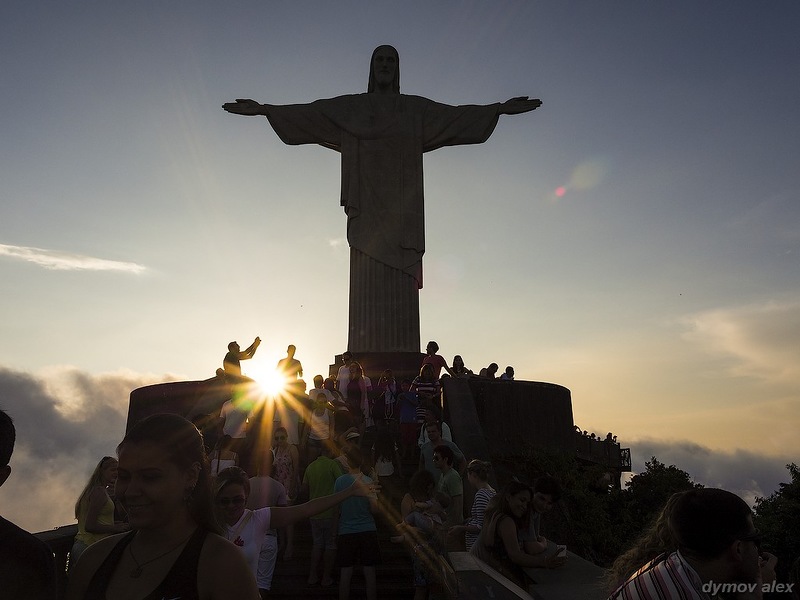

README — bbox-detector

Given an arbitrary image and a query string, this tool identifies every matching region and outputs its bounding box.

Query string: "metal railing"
[35,524,76,599]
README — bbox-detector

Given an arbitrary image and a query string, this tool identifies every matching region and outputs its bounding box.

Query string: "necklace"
[128,531,194,578]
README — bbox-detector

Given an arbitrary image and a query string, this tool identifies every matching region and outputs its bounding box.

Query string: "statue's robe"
[266,93,500,352]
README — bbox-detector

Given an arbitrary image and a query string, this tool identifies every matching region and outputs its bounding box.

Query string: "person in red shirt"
[421,341,454,380]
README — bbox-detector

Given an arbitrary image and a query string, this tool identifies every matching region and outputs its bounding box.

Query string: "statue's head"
[368,45,400,94]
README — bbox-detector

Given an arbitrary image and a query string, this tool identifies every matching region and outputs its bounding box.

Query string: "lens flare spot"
[570,160,607,191]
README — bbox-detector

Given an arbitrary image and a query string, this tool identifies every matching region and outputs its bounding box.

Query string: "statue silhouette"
[224,45,541,353]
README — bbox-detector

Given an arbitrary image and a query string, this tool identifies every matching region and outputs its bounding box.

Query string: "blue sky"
[1,2,798,532]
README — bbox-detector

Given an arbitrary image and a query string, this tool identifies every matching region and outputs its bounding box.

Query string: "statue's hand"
[499,96,542,115]
[222,98,265,116]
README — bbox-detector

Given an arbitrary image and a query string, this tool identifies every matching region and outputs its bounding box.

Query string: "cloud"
[625,437,794,508]
[681,299,800,384]
[0,365,177,533]
[0,243,146,273]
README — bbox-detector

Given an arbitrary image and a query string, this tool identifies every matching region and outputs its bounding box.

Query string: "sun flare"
[246,363,287,397]
[247,366,288,397]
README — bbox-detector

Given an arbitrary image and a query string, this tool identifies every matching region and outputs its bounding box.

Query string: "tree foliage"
[498,452,702,567]
[619,457,702,531]
[754,463,800,583]
[494,450,797,581]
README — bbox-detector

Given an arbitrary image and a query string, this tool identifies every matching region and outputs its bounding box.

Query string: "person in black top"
[0,408,57,600]
[66,413,260,600]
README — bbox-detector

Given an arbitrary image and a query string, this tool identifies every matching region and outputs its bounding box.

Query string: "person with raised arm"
[224,336,261,376]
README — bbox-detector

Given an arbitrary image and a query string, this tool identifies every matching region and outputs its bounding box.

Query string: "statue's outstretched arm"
[222,98,270,116]
[498,96,542,115]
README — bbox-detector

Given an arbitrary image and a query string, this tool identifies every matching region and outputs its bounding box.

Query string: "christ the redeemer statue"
[223,45,541,354]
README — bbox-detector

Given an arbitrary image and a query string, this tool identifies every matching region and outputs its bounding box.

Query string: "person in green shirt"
[300,444,343,586]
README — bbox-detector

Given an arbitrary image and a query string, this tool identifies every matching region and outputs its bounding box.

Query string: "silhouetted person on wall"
[422,341,454,379]
[223,336,261,376]
[277,344,303,380]
[499,366,515,380]
[0,408,57,600]
[479,363,499,379]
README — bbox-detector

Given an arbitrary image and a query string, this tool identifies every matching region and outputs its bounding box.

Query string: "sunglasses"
[217,496,246,507]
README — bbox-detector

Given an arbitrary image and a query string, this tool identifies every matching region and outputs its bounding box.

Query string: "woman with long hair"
[70,456,130,569]
[450,355,473,378]
[470,481,564,589]
[66,413,261,600]
[604,492,679,591]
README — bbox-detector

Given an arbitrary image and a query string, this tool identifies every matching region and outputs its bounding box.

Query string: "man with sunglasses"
[419,421,465,483]
[609,488,777,600]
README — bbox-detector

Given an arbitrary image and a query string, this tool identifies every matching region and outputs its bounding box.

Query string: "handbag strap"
[226,511,253,543]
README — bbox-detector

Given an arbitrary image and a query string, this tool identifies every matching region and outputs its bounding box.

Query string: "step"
[268,519,415,599]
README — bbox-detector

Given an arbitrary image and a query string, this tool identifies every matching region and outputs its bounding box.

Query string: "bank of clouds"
[0,365,177,532]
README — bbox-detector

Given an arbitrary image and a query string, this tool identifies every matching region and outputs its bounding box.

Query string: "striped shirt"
[411,377,441,421]
[465,487,496,551]
[608,551,709,600]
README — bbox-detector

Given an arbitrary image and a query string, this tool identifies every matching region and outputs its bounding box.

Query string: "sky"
[1,2,798,533]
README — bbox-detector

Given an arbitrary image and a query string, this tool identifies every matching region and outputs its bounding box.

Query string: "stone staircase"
[268,517,415,599]
[269,449,420,600]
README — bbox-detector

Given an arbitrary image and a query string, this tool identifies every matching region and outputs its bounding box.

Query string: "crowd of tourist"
[56,338,793,600]
[57,340,566,599]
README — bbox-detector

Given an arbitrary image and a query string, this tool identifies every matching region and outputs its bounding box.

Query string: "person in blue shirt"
[334,446,380,600]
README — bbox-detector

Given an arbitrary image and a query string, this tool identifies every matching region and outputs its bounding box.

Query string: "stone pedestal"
[329,351,425,384]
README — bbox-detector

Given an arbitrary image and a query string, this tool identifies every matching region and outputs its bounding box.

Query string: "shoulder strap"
[226,511,253,543]
[83,531,137,600]
[145,528,208,600]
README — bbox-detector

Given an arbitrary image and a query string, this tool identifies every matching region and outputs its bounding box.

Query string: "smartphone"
[556,545,567,558]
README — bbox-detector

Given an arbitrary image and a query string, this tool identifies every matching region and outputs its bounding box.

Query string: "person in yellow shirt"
[70,455,130,569]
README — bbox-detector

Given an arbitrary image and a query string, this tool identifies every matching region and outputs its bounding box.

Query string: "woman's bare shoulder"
[198,534,260,599]
[65,533,129,600]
